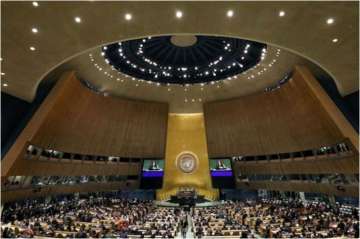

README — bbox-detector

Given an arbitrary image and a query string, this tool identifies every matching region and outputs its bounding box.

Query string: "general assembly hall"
[1,1,359,238]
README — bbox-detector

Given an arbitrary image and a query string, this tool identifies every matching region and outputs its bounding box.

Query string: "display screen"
[142,159,164,177]
[209,159,233,177]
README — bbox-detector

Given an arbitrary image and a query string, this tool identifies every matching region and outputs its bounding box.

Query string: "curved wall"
[2,71,168,176]
[204,66,358,157]
[30,74,168,157]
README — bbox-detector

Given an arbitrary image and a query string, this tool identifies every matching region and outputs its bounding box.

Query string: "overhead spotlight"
[32,1,39,7]
[29,46,36,51]
[279,10,285,17]
[227,10,234,18]
[125,13,132,21]
[74,16,82,23]
[2,83,8,87]
[1,72,5,76]
[31,27,38,33]
[332,38,339,43]
[326,18,334,25]
[176,10,183,19]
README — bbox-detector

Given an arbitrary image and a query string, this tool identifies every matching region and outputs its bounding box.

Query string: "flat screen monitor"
[210,158,233,177]
[142,159,164,177]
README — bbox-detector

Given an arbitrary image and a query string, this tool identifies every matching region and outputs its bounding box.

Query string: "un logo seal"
[176,152,198,173]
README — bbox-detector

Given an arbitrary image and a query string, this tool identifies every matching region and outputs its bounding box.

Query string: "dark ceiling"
[103,35,267,85]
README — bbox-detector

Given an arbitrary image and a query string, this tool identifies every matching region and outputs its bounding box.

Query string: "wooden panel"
[204,67,346,157]
[237,181,358,197]
[2,71,168,176]
[31,73,168,157]
[2,181,139,203]
[234,154,359,175]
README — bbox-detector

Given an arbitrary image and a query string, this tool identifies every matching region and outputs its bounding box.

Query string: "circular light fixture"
[227,10,234,18]
[124,13,132,21]
[29,46,36,51]
[31,27,38,33]
[332,38,339,43]
[1,72,5,76]
[2,83,8,87]
[279,10,285,17]
[176,10,183,19]
[74,16,82,23]
[32,1,39,7]
[326,18,334,25]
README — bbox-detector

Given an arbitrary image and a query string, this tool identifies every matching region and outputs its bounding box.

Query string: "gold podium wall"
[157,113,219,201]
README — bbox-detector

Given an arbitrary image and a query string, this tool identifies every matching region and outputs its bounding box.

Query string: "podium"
[169,188,205,206]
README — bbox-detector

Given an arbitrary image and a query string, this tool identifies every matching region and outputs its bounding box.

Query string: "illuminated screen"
[142,160,164,177]
[210,159,233,177]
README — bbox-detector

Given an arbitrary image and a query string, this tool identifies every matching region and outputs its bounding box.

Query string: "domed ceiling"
[51,34,322,113]
[102,35,267,85]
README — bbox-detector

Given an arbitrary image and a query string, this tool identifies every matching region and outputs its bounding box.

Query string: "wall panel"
[2,181,138,203]
[2,71,168,176]
[237,181,358,197]
[204,67,351,157]
[234,154,358,175]
[31,73,168,157]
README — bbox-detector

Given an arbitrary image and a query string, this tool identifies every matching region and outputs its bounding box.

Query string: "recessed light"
[176,10,183,19]
[326,18,334,25]
[1,72,5,76]
[279,10,285,17]
[32,1,39,7]
[74,17,81,23]
[227,10,234,18]
[29,46,36,51]
[125,13,132,21]
[2,83,8,87]
[31,27,38,33]
[332,38,339,43]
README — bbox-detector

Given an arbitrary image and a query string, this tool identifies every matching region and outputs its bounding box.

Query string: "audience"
[1,195,182,238]
[193,199,359,238]
[1,195,358,238]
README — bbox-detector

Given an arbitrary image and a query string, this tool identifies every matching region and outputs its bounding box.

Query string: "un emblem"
[176,152,198,173]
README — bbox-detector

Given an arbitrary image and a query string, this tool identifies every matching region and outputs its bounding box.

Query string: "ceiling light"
[125,13,132,21]
[332,38,339,43]
[2,83,8,87]
[74,17,82,23]
[176,10,183,19]
[227,10,234,18]
[29,46,36,51]
[279,10,285,17]
[31,27,38,33]
[32,1,39,7]
[1,72,5,76]
[326,18,334,25]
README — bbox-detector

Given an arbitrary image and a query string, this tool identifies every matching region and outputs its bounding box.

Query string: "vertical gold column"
[157,113,218,201]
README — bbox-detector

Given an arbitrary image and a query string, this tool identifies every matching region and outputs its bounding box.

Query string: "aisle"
[175,214,195,239]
